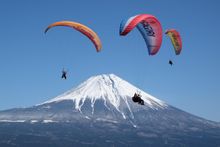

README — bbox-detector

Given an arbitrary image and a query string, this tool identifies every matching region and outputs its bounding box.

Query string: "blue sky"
[0,0,219,122]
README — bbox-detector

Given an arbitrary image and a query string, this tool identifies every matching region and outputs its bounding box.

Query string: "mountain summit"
[42,74,167,120]
[43,74,166,108]
[0,74,220,146]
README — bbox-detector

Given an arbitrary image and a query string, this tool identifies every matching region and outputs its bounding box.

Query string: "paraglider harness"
[61,69,67,80]
[169,60,173,66]
[132,92,144,105]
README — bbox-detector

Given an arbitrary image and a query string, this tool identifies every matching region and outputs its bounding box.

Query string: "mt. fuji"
[43,73,167,110]
[0,74,220,147]
[40,73,168,125]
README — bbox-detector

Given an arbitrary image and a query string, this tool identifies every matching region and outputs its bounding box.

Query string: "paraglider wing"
[165,29,182,55]
[120,14,163,55]
[45,21,102,52]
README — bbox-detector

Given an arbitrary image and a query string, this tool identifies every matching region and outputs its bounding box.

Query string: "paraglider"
[119,14,163,55]
[169,60,173,66]
[61,69,67,80]
[165,29,182,66]
[45,21,102,52]
[132,93,144,105]
[165,29,182,55]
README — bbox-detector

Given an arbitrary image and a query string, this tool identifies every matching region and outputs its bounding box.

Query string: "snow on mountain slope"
[41,74,167,113]
[1,73,220,134]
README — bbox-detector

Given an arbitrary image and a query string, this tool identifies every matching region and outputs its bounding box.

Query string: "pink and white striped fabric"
[120,14,163,55]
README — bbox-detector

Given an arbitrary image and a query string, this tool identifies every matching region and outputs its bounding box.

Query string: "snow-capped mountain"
[43,74,166,109]
[0,74,169,126]
[0,74,220,147]
[40,74,167,121]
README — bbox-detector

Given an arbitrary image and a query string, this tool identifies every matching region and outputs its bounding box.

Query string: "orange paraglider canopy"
[45,21,102,52]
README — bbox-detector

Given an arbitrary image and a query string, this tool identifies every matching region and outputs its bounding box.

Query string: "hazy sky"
[0,0,219,122]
